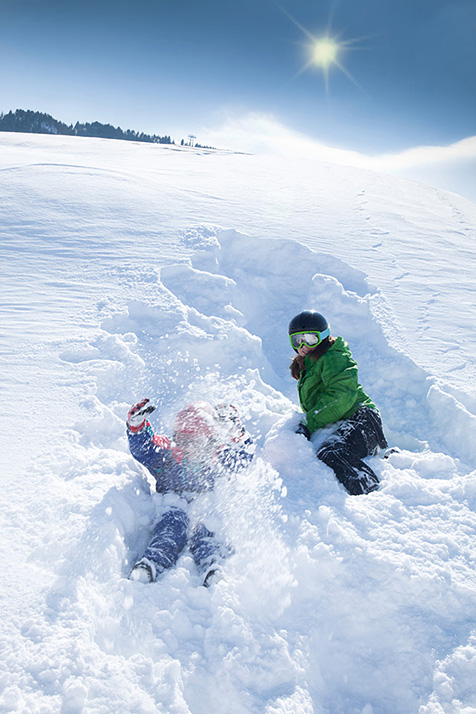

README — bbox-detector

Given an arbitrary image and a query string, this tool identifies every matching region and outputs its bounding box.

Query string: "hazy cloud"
[198,113,476,202]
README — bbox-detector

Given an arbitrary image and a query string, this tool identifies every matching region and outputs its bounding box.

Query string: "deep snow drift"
[1,134,476,714]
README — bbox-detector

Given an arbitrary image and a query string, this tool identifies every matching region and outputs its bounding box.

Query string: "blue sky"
[0,0,475,154]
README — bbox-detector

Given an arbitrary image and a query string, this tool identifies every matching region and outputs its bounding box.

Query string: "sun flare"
[281,8,365,94]
[311,37,340,68]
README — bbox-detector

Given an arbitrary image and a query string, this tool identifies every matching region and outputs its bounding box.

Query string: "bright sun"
[311,37,340,68]
[281,8,365,94]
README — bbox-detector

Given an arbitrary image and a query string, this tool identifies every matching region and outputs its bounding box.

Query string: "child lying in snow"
[289,310,388,495]
[126,399,254,585]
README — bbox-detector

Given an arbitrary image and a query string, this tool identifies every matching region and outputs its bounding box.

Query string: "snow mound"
[4,224,476,714]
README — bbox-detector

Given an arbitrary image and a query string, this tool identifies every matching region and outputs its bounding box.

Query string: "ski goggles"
[289,328,330,350]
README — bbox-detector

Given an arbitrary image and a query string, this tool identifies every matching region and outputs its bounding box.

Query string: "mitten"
[127,398,156,433]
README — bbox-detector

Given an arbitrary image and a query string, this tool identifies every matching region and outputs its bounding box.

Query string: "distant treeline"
[0,109,174,144]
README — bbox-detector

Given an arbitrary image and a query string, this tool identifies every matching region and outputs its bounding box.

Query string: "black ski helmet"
[288,310,329,336]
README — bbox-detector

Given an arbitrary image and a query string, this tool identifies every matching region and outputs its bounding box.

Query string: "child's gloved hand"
[295,422,312,440]
[214,403,245,442]
[127,398,156,433]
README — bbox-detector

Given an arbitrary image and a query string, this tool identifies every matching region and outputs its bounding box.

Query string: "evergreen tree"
[0,109,175,145]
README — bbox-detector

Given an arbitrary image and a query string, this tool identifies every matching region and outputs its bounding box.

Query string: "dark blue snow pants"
[316,407,388,495]
[142,507,224,575]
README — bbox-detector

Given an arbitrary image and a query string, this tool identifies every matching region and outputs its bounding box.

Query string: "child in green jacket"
[289,310,387,495]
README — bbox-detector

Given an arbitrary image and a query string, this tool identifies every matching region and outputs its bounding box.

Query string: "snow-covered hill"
[1,133,476,714]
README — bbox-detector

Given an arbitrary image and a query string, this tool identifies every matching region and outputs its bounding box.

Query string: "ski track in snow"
[1,136,476,714]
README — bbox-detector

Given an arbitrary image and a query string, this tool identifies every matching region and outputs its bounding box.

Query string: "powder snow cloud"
[198,113,476,202]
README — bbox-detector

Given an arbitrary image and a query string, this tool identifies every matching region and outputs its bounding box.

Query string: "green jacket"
[297,336,376,433]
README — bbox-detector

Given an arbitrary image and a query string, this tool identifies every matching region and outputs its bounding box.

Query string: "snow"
[1,132,476,714]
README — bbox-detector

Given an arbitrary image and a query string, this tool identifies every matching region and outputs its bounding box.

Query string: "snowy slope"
[1,133,476,714]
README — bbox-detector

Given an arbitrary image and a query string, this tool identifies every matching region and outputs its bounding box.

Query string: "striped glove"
[127,398,156,433]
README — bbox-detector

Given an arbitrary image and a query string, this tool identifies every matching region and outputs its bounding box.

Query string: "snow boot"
[383,446,401,459]
[130,558,156,583]
[203,564,222,588]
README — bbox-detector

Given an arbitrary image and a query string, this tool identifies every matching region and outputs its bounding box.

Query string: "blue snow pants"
[142,508,224,575]
[316,407,387,495]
